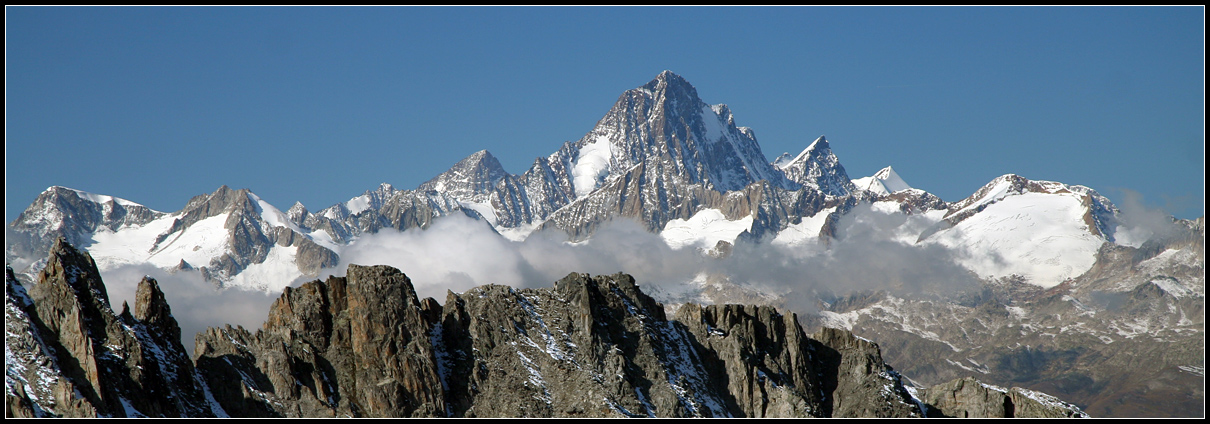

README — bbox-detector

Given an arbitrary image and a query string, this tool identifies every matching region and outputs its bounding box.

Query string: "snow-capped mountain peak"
[286,201,309,227]
[641,69,698,99]
[5,71,1158,297]
[853,166,913,195]
[920,174,1119,288]
[555,70,791,199]
[418,150,511,199]
[775,135,856,196]
[6,186,166,271]
[324,183,400,219]
[5,184,341,291]
[59,186,147,209]
[775,135,830,169]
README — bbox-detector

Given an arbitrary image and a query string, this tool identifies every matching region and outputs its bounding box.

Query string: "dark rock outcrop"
[189,269,916,417]
[8,239,1086,418]
[919,377,1088,418]
[809,327,921,418]
[4,238,223,418]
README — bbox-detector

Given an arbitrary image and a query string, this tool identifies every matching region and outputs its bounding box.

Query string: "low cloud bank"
[709,204,983,313]
[94,194,1188,352]
[100,264,279,354]
[325,216,709,301]
[325,207,983,312]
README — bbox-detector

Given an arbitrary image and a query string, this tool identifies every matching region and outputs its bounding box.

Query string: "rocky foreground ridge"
[6,239,1087,418]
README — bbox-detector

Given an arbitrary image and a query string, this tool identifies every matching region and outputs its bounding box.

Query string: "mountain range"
[6,71,1204,417]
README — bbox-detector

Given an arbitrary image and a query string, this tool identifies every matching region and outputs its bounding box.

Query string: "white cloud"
[100,264,279,354]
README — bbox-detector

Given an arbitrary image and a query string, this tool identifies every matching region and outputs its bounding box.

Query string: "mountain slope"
[6,186,165,275]
[8,185,341,291]
[920,174,1119,288]
[4,70,1193,418]
[5,72,1154,292]
[808,216,1204,417]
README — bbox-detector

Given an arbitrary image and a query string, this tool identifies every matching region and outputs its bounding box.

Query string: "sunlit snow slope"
[922,176,1108,288]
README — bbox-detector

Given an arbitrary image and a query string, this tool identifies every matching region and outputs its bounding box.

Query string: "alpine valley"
[6,71,1204,417]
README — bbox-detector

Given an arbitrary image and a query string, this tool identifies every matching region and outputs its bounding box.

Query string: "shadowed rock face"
[808,327,922,418]
[7,239,1087,418]
[190,265,444,418]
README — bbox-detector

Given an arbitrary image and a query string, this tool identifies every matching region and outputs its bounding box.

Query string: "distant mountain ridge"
[5,70,1202,418]
[7,71,1129,291]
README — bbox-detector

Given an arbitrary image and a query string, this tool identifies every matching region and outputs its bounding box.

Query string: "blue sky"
[6,6,1204,222]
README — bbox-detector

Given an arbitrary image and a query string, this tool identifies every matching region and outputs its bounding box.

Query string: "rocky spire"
[286,201,309,227]
[41,237,112,321]
[10,238,223,417]
[775,136,857,196]
[134,276,181,345]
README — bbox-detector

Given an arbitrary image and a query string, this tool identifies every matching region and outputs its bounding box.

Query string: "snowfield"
[660,209,754,250]
[923,191,1103,288]
[89,213,231,271]
[772,207,835,247]
[571,134,614,198]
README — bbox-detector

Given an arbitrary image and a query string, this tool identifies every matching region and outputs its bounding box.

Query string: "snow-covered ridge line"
[9,71,1160,294]
[58,186,152,210]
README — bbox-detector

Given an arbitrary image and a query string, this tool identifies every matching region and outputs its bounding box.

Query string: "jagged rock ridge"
[6,239,1087,417]
[5,238,225,418]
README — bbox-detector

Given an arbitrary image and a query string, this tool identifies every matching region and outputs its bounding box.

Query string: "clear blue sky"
[6,6,1205,223]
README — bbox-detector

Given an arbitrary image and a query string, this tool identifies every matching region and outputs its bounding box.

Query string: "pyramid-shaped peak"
[287,201,309,216]
[777,136,831,169]
[286,201,310,226]
[653,70,689,85]
[807,135,829,150]
[419,149,511,195]
[776,135,855,196]
[641,70,699,99]
[874,166,896,178]
[462,149,501,165]
[552,70,796,197]
[855,166,912,194]
[448,150,507,177]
